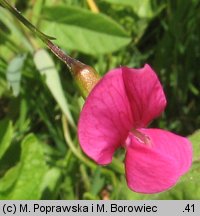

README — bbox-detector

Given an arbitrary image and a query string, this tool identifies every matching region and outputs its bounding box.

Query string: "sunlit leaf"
[41,168,62,199]
[40,6,131,55]
[6,54,26,96]
[0,134,47,199]
[33,49,75,128]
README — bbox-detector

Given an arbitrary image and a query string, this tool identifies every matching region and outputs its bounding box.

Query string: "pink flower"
[78,64,192,194]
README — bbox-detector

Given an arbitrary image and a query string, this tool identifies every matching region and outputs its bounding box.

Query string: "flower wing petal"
[122,64,167,127]
[125,129,192,193]
[78,68,133,165]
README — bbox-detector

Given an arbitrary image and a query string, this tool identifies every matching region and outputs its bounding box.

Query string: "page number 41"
[183,204,194,213]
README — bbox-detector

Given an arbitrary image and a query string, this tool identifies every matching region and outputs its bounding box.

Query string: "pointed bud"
[71,62,100,98]
[47,41,100,98]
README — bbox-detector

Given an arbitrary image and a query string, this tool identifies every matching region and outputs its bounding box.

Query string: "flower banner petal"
[125,129,192,193]
[78,69,133,165]
[122,64,167,128]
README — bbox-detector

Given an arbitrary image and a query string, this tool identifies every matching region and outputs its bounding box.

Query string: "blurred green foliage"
[0,0,199,199]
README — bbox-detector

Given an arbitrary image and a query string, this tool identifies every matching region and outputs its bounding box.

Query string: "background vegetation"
[0,0,200,199]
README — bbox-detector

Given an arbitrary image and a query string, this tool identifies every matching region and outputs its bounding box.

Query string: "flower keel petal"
[125,129,192,193]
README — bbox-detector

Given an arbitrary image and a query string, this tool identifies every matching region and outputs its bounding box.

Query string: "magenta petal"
[125,129,192,194]
[78,68,133,165]
[122,64,167,128]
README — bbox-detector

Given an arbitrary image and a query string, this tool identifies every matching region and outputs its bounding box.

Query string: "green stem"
[62,115,94,168]
[0,0,54,43]
[80,165,91,191]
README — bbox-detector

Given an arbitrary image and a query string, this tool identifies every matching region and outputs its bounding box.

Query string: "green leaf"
[189,130,200,161]
[0,134,47,199]
[0,119,13,159]
[0,165,20,193]
[33,49,75,128]
[6,54,26,96]
[102,0,155,18]
[40,168,62,199]
[40,6,131,55]
[61,176,76,200]
[91,167,105,196]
